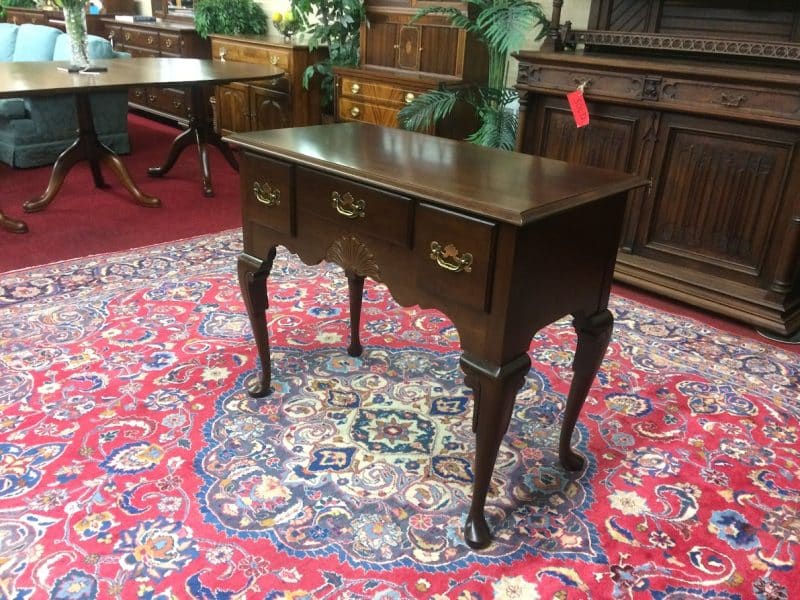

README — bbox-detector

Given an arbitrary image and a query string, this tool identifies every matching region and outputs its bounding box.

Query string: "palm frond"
[466,105,518,151]
[476,2,549,54]
[398,89,461,132]
[411,6,477,33]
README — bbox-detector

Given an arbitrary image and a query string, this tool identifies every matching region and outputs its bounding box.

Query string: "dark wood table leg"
[238,249,277,398]
[148,86,239,198]
[346,272,365,357]
[559,309,614,472]
[23,93,160,213]
[0,209,28,233]
[460,352,532,549]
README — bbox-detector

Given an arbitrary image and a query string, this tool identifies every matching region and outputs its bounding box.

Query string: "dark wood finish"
[102,18,210,123]
[150,0,195,22]
[5,5,135,36]
[333,0,488,137]
[0,58,282,231]
[514,0,800,337]
[208,34,325,135]
[226,122,647,548]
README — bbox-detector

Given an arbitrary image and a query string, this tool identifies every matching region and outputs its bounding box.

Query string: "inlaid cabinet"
[515,0,800,337]
[208,34,325,135]
[333,0,488,138]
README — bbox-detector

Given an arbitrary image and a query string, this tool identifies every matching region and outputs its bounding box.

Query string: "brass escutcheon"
[429,241,473,273]
[253,181,280,206]
[331,191,365,219]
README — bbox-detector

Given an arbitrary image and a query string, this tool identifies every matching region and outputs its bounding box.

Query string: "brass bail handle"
[429,241,473,273]
[253,181,280,206]
[331,191,365,219]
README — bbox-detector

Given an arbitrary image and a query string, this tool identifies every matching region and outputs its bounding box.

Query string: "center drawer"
[296,167,413,247]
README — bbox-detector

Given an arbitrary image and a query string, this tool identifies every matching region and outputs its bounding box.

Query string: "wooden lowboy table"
[227,123,648,549]
[0,58,282,233]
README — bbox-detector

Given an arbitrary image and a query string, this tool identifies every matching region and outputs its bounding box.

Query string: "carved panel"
[646,117,792,274]
[325,235,382,280]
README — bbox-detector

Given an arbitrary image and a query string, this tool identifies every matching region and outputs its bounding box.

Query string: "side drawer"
[337,97,401,128]
[122,28,160,53]
[159,32,181,54]
[524,65,645,101]
[339,76,422,107]
[414,203,496,312]
[211,40,291,72]
[146,87,188,119]
[296,167,412,247]
[240,152,294,236]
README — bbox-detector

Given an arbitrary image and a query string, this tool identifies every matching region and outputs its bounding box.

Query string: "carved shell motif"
[325,235,382,281]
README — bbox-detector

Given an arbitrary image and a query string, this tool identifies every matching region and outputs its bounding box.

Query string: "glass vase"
[63,4,91,71]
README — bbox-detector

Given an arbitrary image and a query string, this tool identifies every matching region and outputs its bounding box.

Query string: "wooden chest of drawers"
[102,18,210,123]
[209,33,325,134]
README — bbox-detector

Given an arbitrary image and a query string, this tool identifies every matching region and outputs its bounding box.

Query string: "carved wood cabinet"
[102,19,210,123]
[208,34,325,135]
[333,0,488,138]
[515,0,800,337]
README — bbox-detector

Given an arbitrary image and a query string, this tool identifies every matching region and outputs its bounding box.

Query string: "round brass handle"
[350,83,361,94]
[331,191,365,219]
[429,241,473,273]
[269,55,279,65]
[349,106,361,118]
[253,181,281,207]
[404,92,415,104]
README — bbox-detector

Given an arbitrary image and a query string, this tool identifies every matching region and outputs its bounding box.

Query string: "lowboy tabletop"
[227,123,648,548]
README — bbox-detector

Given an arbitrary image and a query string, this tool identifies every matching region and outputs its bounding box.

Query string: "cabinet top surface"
[100,17,199,32]
[226,123,647,226]
[208,32,315,49]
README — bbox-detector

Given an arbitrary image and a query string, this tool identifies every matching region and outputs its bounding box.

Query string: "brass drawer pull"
[720,92,746,107]
[172,100,182,109]
[430,241,473,273]
[404,92,415,104]
[349,106,361,118]
[270,55,279,65]
[331,191,365,219]
[253,181,281,206]
[219,47,226,62]
[350,82,361,94]
[124,31,131,41]
[148,94,157,103]
[147,35,155,45]
[164,38,173,48]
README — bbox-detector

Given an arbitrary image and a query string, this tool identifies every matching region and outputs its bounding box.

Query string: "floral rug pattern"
[0,231,797,599]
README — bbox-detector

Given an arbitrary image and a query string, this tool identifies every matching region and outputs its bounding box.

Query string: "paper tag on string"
[567,90,590,128]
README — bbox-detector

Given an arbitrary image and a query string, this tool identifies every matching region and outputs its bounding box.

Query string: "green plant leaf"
[466,104,518,150]
[398,89,461,132]
[193,0,268,38]
[475,1,549,55]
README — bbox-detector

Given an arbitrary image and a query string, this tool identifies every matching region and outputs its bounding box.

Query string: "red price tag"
[567,90,590,128]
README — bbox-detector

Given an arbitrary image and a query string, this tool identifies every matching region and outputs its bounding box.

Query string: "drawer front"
[659,78,800,120]
[338,97,400,128]
[129,86,147,106]
[339,76,423,106]
[159,32,181,54]
[122,28,160,52]
[241,152,294,236]
[296,167,412,247]
[414,203,496,312]
[149,87,188,118]
[211,40,291,72]
[525,65,645,101]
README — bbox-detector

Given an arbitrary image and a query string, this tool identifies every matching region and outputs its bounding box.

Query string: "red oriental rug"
[0,231,797,599]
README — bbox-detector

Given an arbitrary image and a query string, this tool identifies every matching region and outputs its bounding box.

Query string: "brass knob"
[218,47,226,62]
[349,106,360,118]
[269,55,279,65]
[404,92,415,104]
[350,83,361,94]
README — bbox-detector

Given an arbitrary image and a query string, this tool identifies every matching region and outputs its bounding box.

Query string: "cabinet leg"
[559,309,614,472]
[460,352,531,549]
[238,249,277,398]
[346,272,365,357]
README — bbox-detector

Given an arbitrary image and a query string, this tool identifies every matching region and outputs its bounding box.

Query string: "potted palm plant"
[398,0,548,150]
[193,0,268,39]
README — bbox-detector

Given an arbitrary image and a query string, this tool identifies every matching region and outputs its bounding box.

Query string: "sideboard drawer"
[296,167,412,247]
[241,152,294,236]
[414,203,496,312]
[159,32,181,54]
[123,28,160,51]
[337,97,401,127]
[339,76,419,107]
[525,65,645,101]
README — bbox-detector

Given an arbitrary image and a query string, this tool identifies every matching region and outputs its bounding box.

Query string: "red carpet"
[0,231,797,598]
[0,113,241,273]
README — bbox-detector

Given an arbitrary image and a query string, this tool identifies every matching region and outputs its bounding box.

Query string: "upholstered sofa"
[0,23,131,168]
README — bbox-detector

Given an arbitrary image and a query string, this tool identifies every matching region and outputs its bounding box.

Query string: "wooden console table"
[227,123,647,548]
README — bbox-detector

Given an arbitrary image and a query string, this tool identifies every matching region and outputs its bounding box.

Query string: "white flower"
[492,575,540,599]
[609,490,649,516]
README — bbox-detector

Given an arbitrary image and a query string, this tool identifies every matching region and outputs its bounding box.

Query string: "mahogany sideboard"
[515,0,800,338]
[226,123,646,547]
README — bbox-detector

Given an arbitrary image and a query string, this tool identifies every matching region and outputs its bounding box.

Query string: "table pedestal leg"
[23,93,160,213]
[0,210,28,233]
[559,309,614,472]
[460,352,531,549]
[148,86,239,197]
[238,249,277,398]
